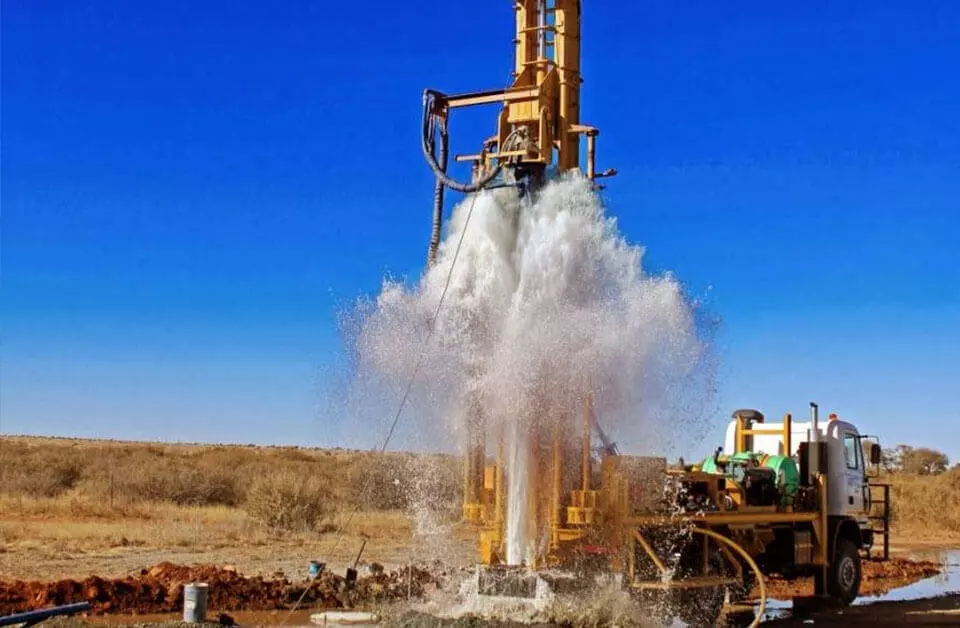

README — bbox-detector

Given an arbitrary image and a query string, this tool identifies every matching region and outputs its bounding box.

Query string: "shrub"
[244,471,331,532]
[120,465,240,506]
[341,454,461,514]
[79,452,241,507]
[0,445,83,498]
[0,437,463,520]
[349,457,410,510]
[886,467,960,535]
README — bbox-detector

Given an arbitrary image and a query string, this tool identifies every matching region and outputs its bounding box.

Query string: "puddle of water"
[854,549,960,605]
[758,598,792,622]
[752,549,960,623]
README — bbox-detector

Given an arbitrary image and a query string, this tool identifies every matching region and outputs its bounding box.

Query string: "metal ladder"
[867,482,892,560]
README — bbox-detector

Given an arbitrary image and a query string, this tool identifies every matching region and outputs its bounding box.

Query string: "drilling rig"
[419,4,891,626]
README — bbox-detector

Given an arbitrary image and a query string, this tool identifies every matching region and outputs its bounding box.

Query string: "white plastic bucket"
[183,582,208,623]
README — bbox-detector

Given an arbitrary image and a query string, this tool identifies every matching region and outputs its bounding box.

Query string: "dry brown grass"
[0,501,254,551]
[245,471,331,532]
[882,468,960,541]
[0,436,460,512]
[3,435,956,582]
[0,435,462,569]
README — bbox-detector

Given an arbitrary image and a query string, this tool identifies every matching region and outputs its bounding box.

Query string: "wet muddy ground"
[3,551,958,625]
[751,556,943,601]
[762,549,960,626]
[765,594,960,626]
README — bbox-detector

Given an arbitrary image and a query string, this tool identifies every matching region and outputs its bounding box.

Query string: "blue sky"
[3,1,958,460]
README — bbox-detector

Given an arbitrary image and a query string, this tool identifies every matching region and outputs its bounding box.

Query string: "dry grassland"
[0,436,956,582]
[0,436,470,581]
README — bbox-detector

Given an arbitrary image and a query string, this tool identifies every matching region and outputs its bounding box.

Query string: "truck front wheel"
[828,538,861,604]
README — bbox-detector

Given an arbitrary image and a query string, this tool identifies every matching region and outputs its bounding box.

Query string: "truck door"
[841,431,866,514]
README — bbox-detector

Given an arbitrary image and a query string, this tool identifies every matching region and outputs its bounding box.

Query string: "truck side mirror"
[869,442,882,465]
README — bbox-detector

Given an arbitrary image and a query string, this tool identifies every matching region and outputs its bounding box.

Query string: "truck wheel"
[828,538,861,605]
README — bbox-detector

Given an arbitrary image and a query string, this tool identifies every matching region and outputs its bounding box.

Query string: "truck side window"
[843,434,860,470]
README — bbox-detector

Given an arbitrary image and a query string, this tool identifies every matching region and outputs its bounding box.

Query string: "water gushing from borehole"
[342,173,715,565]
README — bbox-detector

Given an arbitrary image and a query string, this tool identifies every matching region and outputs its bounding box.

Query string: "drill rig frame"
[421,1,615,264]
[422,0,613,184]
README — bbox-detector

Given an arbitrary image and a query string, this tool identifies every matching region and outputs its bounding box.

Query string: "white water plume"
[505,419,531,566]
[343,173,715,565]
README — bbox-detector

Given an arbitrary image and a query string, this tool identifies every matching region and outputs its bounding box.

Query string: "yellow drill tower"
[421,0,613,263]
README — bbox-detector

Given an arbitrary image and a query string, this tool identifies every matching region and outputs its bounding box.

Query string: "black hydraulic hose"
[427,124,447,267]
[421,89,501,193]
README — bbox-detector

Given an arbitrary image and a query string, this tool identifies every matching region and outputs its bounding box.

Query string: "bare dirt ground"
[0,521,476,583]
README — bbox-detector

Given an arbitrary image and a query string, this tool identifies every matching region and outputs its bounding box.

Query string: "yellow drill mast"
[421,0,613,201]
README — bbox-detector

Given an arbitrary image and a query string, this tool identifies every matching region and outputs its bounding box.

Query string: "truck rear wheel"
[828,538,861,604]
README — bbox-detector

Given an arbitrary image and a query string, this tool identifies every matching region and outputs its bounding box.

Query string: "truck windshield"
[843,434,861,470]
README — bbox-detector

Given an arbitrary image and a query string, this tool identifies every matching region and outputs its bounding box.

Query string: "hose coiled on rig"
[422,89,503,266]
[426,115,448,267]
[421,90,502,194]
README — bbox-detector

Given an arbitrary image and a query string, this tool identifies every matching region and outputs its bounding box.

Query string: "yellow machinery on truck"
[459,399,890,624]
[419,2,893,625]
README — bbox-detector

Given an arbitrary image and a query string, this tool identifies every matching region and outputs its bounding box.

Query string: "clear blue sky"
[3,2,958,460]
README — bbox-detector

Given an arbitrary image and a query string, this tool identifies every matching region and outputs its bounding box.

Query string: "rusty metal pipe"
[582,395,592,492]
[586,133,595,180]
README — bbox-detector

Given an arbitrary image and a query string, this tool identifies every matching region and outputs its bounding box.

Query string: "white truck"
[716,402,887,602]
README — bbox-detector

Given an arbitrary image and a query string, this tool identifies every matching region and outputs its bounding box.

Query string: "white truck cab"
[708,404,886,605]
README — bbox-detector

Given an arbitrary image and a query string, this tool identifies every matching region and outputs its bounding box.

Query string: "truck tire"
[828,538,861,604]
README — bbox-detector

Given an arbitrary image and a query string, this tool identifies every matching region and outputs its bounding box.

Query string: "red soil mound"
[0,562,438,615]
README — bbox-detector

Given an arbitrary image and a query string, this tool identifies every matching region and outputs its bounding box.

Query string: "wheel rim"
[838,556,857,590]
